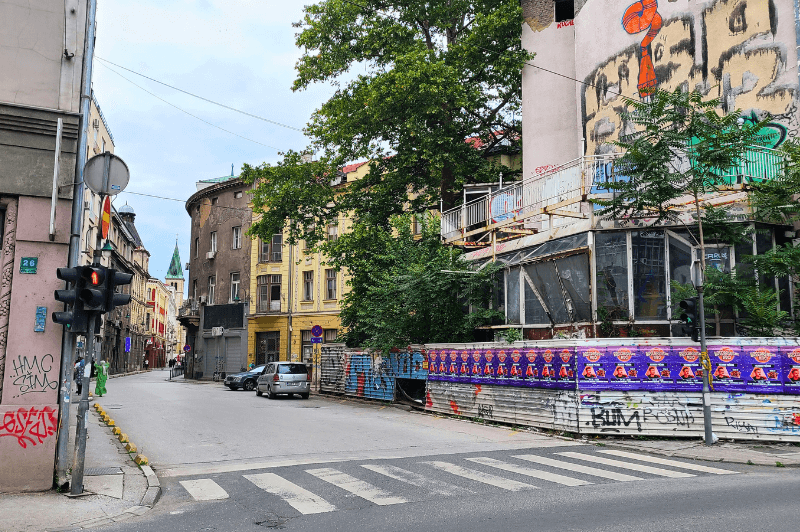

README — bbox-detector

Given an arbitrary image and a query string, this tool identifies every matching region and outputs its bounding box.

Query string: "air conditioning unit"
[206,251,216,260]
[84,200,91,209]
[92,119,100,129]
[191,300,199,311]
[198,296,207,304]
[185,262,190,270]
[211,326,223,337]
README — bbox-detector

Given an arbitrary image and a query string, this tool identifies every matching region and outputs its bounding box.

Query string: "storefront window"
[595,232,629,320]
[632,230,666,319]
[506,268,520,324]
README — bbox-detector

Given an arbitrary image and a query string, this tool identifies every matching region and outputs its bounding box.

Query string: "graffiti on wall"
[0,406,58,448]
[583,0,798,156]
[7,354,58,398]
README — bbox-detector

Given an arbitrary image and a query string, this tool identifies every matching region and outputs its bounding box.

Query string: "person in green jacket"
[95,359,109,397]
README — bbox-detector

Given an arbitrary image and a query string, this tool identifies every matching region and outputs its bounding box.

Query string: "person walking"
[94,359,109,397]
[144,358,149,371]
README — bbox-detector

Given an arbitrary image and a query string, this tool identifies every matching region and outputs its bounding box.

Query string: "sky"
[93,0,336,287]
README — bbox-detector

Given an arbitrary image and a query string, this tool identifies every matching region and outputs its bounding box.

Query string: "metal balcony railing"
[441,146,785,242]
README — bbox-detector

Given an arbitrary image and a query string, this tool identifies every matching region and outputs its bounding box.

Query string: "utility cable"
[120,190,253,212]
[95,56,304,132]
[96,60,282,152]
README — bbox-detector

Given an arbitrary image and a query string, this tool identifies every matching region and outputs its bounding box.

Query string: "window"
[210,232,217,253]
[413,214,423,235]
[327,223,338,242]
[324,329,337,342]
[101,138,106,153]
[303,271,314,301]
[259,234,283,262]
[257,275,281,312]
[146,313,150,331]
[234,191,243,199]
[595,232,629,320]
[232,226,242,249]
[212,197,219,205]
[326,269,337,299]
[230,272,240,302]
[208,276,216,304]
[194,237,199,258]
[632,230,666,319]
[554,0,574,22]
[85,229,93,249]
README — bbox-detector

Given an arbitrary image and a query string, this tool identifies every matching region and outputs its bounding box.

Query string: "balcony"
[441,146,784,245]
[178,299,200,327]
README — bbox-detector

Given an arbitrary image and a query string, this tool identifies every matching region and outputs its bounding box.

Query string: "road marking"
[244,472,336,515]
[179,479,229,501]
[305,467,407,505]
[597,450,739,475]
[423,461,535,491]
[556,452,695,478]
[514,454,642,481]
[361,464,474,496]
[466,457,592,487]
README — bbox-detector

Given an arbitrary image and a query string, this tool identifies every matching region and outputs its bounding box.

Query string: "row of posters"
[426,346,800,394]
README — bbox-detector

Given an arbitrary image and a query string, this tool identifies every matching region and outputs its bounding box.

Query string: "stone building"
[179,173,251,379]
[165,241,186,362]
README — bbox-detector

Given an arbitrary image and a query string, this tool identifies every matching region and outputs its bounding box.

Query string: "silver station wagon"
[256,362,311,399]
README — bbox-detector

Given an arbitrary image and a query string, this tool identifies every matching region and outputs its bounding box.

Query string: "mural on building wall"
[583,0,798,156]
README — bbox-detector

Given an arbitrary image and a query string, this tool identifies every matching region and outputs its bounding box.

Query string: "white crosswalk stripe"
[423,461,535,491]
[179,479,229,501]
[244,472,336,515]
[514,454,643,481]
[597,450,738,475]
[466,457,592,487]
[305,467,407,505]
[557,452,695,478]
[361,464,474,496]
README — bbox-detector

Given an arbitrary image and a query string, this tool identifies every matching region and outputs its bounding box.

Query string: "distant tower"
[165,239,185,307]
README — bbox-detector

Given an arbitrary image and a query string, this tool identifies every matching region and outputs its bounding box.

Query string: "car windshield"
[250,365,265,374]
[277,364,308,374]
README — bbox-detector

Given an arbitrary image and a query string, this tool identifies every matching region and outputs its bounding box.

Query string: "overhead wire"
[96,60,282,152]
[120,190,253,212]
[95,56,304,132]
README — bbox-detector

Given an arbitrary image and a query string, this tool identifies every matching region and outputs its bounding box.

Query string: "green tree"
[244,0,530,248]
[336,215,503,353]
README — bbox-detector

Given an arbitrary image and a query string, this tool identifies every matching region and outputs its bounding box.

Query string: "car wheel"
[267,385,276,399]
[300,392,310,400]
[255,386,262,397]
[243,379,255,392]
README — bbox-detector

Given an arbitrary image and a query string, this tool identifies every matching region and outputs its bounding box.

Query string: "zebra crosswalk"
[175,450,738,516]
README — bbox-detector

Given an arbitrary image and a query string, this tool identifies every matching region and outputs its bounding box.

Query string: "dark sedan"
[224,365,265,391]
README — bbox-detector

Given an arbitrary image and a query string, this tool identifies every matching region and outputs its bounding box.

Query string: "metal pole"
[56,0,98,486]
[697,285,714,446]
[70,312,96,495]
[49,118,63,241]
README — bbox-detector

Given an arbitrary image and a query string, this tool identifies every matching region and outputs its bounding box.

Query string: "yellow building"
[145,278,172,367]
[247,163,369,365]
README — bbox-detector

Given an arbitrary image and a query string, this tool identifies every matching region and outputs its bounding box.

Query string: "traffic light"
[80,266,107,311]
[53,267,88,333]
[106,269,133,311]
[679,297,700,342]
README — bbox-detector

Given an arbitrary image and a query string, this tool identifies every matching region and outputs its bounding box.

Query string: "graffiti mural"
[583,0,798,156]
[0,406,58,449]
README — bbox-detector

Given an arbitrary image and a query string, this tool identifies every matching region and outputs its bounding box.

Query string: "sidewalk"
[607,437,800,467]
[0,388,152,532]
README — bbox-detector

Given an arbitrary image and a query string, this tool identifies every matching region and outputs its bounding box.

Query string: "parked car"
[256,362,311,399]
[224,365,265,391]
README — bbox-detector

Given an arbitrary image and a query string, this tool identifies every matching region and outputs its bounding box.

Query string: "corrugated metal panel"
[578,391,800,442]
[425,381,579,432]
[391,350,428,379]
[320,345,349,394]
[345,354,395,401]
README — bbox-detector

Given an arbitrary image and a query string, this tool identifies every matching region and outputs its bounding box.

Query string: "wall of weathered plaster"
[522,0,800,166]
[0,196,71,492]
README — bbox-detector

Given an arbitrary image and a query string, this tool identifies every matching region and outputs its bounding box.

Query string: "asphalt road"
[96,371,799,532]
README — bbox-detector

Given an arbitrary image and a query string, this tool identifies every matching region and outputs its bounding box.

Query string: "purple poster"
[427,349,441,380]
[782,347,800,395]
[554,348,576,389]
[606,346,641,389]
[670,346,704,391]
[744,346,782,393]
[523,350,539,387]
[577,346,607,389]
[506,349,526,386]
[709,345,746,392]
[538,348,560,388]
[640,346,673,390]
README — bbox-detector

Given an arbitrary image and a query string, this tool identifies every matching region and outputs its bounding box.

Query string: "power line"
[96,61,282,151]
[95,56,304,132]
[120,190,253,212]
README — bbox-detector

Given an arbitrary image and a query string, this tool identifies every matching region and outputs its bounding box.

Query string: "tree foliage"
[335,215,503,353]
[245,0,530,249]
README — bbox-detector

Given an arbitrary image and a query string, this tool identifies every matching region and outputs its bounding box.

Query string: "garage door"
[225,337,243,374]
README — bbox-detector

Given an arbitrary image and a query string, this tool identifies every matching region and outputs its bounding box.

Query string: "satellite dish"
[84,152,130,196]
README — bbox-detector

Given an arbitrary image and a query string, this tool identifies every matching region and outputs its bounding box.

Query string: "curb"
[607,441,800,468]
[54,404,162,530]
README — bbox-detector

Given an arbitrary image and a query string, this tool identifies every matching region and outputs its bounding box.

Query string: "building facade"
[145,278,172,368]
[180,174,251,379]
[165,242,185,362]
[0,0,92,492]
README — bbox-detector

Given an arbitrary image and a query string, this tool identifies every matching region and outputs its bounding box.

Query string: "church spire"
[165,240,184,280]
